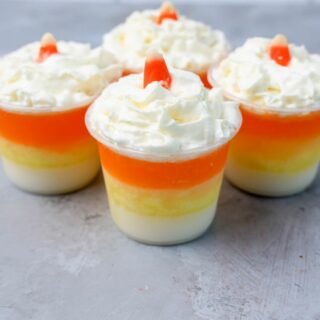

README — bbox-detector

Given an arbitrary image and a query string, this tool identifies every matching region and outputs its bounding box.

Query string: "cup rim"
[208,66,320,115]
[0,96,98,115]
[85,103,242,163]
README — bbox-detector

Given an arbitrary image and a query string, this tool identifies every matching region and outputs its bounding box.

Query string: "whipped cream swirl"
[103,9,230,74]
[214,37,320,110]
[87,69,241,160]
[0,41,122,110]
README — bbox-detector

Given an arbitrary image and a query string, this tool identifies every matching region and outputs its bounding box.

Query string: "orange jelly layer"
[99,143,229,189]
[230,105,320,170]
[239,105,320,140]
[0,105,91,152]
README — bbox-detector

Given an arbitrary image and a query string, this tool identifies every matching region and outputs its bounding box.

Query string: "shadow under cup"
[89,134,232,245]
[0,103,100,194]
[226,104,320,197]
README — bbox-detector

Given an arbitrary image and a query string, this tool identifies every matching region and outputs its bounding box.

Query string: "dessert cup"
[209,70,320,196]
[0,102,99,194]
[103,2,229,89]
[0,33,122,194]
[86,51,241,245]
[225,102,320,197]
[209,34,320,197]
[86,115,239,245]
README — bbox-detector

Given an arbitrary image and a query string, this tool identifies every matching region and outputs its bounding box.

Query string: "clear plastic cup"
[0,102,100,194]
[208,69,320,197]
[86,107,241,245]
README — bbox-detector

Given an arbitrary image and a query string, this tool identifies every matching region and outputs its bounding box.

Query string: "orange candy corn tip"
[143,50,172,89]
[156,1,178,24]
[268,34,291,67]
[36,33,59,63]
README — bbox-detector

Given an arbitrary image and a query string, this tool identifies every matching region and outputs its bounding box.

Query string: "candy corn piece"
[268,34,291,67]
[156,1,178,24]
[143,50,172,89]
[36,33,59,63]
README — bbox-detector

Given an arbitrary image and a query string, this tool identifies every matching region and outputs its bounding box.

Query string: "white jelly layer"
[226,158,319,197]
[109,201,217,245]
[2,157,100,195]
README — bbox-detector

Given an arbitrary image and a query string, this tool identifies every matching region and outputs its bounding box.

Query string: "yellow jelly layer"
[229,135,320,173]
[103,170,223,218]
[0,137,98,169]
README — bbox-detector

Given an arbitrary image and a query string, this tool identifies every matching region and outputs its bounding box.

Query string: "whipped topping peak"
[103,8,230,74]
[87,68,241,160]
[0,40,122,110]
[214,37,320,110]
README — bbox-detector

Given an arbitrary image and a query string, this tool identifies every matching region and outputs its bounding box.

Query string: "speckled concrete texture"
[0,2,320,320]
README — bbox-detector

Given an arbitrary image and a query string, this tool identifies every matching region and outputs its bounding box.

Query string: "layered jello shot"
[211,35,320,196]
[103,1,230,88]
[86,51,241,245]
[0,33,122,194]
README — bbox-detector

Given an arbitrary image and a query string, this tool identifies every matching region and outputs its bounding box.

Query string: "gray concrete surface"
[1,2,320,320]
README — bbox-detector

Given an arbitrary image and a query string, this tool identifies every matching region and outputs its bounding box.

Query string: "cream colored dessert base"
[109,201,217,245]
[226,158,319,197]
[2,157,100,195]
